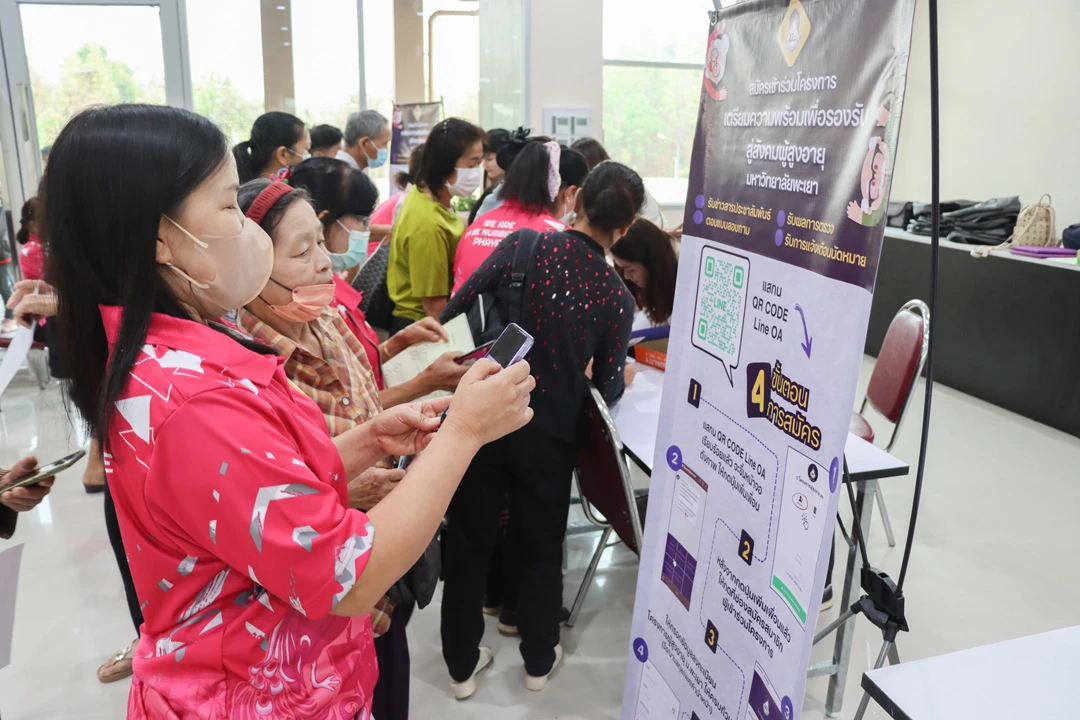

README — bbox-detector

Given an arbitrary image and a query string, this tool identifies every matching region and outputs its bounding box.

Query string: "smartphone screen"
[486,323,534,368]
[0,448,87,492]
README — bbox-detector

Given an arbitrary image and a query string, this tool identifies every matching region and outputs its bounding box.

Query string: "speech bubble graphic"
[691,245,751,386]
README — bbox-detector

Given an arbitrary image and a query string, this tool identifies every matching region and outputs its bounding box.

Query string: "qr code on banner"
[692,246,750,370]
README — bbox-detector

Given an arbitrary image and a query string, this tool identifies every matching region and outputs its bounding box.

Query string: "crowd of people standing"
[0,102,681,720]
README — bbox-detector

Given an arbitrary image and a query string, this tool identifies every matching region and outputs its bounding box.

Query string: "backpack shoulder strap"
[508,229,542,325]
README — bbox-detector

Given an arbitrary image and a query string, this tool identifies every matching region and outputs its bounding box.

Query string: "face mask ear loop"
[163,215,210,249]
[161,216,212,289]
[165,263,211,290]
[268,276,294,293]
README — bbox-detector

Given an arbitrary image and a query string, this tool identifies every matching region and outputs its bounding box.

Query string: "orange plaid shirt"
[237,307,396,636]
[238,308,383,436]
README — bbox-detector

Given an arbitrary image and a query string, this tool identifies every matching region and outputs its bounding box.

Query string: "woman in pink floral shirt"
[43,104,535,719]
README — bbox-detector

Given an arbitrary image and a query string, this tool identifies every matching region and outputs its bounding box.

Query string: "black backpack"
[351,241,395,332]
[465,228,542,345]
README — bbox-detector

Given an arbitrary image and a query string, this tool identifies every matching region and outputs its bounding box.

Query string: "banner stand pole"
[828,0,941,716]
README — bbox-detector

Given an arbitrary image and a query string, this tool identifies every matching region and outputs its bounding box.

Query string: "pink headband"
[544,141,561,202]
[245,181,294,225]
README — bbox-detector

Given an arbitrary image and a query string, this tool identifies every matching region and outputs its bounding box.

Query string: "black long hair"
[395,142,424,191]
[289,157,379,229]
[415,118,486,194]
[232,111,306,183]
[15,197,36,245]
[580,161,645,231]
[45,104,271,436]
[497,142,589,215]
[612,219,678,325]
[571,137,611,170]
[497,141,558,213]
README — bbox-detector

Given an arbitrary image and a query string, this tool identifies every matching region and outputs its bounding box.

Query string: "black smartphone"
[0,448,87,492]
[485,323,534,368]
[454,340,496,364]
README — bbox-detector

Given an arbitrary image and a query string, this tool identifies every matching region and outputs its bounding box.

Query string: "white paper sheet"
[381,314,475,400]
[0,325,34,398]
[0,543,24,670]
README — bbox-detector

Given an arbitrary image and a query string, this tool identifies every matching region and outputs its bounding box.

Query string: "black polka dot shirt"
[443,229,635,442]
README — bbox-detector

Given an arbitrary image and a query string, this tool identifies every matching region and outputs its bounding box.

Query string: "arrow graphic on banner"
[794,304,813,358]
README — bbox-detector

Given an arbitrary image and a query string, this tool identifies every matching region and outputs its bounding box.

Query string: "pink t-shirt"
[369,195,397,227]
[19,235,44,281]
[452,200,565,295]
[100,306,378,720]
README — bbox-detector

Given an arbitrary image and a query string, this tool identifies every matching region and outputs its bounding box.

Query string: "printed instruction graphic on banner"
[661,465,708,610]
[622,1,916,719]
[771,447,829,626]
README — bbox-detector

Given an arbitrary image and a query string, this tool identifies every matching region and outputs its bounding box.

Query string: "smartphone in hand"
[484,323,534,368]
[454,340,496,365]
[0,449,87,493]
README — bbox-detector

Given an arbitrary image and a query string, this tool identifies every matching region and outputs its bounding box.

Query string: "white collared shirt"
[335,148,360,170]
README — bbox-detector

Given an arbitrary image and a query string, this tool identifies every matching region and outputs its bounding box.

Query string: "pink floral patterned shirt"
[100,306,378,719]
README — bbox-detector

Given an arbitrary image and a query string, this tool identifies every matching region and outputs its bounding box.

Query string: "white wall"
[526,0,603,136]
[891,0,1080,228]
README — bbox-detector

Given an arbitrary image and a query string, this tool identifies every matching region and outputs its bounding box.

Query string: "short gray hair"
[345,110,389,146]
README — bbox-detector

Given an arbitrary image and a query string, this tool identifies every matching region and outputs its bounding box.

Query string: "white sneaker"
[451,646,494,700]
[525,644,564,691]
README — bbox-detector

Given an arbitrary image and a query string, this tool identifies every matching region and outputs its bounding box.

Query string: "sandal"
[97,639,137,683]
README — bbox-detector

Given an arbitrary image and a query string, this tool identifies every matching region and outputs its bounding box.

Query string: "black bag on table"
[886,201,913,229]
[1063,223,1080,250]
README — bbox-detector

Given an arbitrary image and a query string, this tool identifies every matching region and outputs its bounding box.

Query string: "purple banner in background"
[685,0,915,292]
[390,101,442,166]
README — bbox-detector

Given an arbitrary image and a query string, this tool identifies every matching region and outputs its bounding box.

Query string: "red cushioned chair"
[849,300,930,546]
[566,385,647,627]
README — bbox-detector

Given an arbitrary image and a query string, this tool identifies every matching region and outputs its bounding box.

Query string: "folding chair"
[566,385,647,627]
[850,300,930,546]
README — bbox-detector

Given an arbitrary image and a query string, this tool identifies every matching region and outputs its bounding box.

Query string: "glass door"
[0,0,188,217]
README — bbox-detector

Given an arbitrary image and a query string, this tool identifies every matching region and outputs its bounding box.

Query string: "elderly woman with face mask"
[44,104,534,720]
[234,178,466,720]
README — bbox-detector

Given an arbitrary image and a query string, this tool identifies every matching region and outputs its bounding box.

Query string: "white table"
[862,626,1080,719]
[611,363,911,716]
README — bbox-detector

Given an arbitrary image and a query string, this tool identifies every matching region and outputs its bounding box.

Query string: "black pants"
[104,481,143,634]
[441,425,576,679]
[371,602,413,720]
[483,493,518,613]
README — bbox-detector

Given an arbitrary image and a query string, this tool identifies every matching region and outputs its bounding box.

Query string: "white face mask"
[447,166,484,197]
[164,215,274,312]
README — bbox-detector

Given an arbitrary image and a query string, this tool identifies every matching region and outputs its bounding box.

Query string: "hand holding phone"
[484,323,534,368]
[440,324,534,427]
[0,449,87,493]
[440,358,536,446]
[454,340,497,365]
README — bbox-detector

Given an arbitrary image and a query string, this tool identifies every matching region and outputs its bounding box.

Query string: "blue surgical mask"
[330,221,370,272]
[369,145,390,169]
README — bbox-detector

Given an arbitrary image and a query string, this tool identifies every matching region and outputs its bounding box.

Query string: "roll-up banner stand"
[622,1,917,718]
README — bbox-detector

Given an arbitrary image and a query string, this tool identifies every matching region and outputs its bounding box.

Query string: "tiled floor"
[1,356,1078,719]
